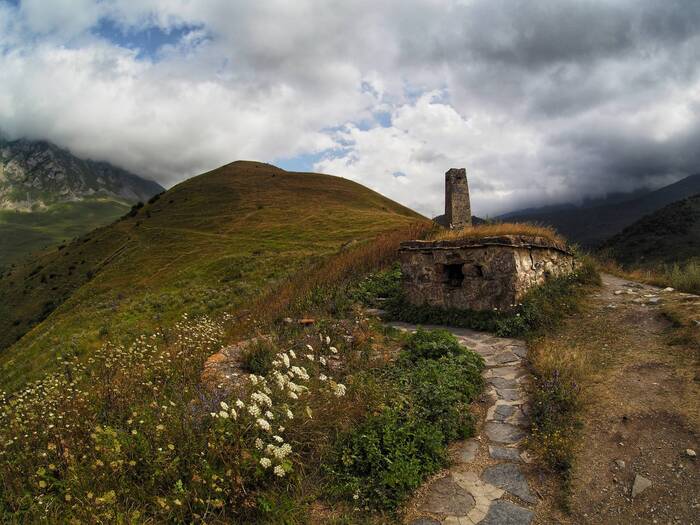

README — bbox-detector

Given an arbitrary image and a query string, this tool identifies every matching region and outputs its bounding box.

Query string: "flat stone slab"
[484,366,523,380]
[408,519,441,525]
[493,351,520,364]
[492,404,517,421]
[418,475,476,515]
[455,439,479,463]
[487,377,519,390]
[489,445,522,461]
[484,422,525,443]
[498,388,522,402]
[480,500,534,525]
[481,463,537,504]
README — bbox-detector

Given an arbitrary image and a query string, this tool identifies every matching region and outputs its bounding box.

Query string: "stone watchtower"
[444,168,471,229]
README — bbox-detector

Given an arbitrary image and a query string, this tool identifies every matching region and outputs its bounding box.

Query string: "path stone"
[482,463,537,504]
[456,439,479,462]
[484,366,523,380]
[492,404,516,421]
[497,388,522,401]
[479,500,533,525]
[631,474,652,497]
[408,519,440,525]
[489,445,522,461]
[418,475,475,515]
[484,422,526,443]
[487,377,519,390]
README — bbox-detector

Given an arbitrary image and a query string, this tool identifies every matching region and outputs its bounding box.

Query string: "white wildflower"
[256,418,271,432]
[325,336,331,345]
[220,401,229,411]
[255,438,264,450]
[288,392,298,400]
[329,346,338,354]
[235,399,245,409]
[319,356,327,366]
[230,408,237,420]
[306,354,315,361]
[289,350,296,359]
[319,374,327,382]
[260,457,271,468]
[265,410,274,420]
[252,391,272,407]
[281,353,290,368]
[218,410,229,419]
[249,375,259,385]
[247,404,261,417]
[286,409,294,419]
[332,383,347,397]
[306,344,313,351]
[274,465,286,477]
[273,435,284,443]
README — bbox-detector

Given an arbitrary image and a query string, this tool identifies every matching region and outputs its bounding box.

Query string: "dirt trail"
[539,274,699,524]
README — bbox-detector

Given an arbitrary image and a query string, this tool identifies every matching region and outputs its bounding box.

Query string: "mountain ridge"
[0,138,164,210]
[500,174,700,247]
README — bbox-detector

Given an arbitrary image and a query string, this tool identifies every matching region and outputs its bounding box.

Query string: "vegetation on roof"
[428,222,566,245]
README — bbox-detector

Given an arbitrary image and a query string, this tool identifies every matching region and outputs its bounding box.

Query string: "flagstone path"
[388,322,537,525]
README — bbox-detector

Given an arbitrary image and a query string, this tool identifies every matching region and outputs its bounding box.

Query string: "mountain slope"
[501,174,700,247]
[0,138,163,209]
[0,161,426,391]
[599,194,700,267]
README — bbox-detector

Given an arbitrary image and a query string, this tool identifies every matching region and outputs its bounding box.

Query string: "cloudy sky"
[1,0,699,217]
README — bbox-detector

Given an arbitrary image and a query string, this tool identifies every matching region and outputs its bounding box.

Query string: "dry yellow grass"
[430,222,565,244]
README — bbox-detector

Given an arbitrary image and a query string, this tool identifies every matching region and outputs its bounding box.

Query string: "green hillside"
[0,161,425,391]
[0,199,131,268]
[599,194,700,267]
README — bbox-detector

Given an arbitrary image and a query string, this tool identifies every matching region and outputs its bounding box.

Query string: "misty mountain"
[0,138,163,211]
[599,194,700,267]
[500,174,700,247]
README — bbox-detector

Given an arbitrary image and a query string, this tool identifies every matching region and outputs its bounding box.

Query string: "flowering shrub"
[0,313,355,522]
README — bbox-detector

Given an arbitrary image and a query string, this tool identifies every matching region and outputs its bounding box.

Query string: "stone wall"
[399,234,575,311]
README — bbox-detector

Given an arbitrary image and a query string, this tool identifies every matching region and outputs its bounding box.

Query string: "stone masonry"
[399,234,574,311]
[445,168,471,229]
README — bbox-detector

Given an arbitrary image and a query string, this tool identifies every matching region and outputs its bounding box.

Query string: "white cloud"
[1,0,699,215]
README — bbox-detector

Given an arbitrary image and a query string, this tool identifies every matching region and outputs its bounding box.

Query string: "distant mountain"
[0,138,163,211]
[0,138,164,268]
[500,174,700,247]
[599,194,700,267]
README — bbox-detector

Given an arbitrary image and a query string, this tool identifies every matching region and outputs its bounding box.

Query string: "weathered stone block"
[399,234,574,311]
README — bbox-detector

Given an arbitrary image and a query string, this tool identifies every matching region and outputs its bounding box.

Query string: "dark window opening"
[443,263,465,287]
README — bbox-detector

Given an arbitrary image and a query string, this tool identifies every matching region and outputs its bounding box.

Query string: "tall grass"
[249,222,431,323]
[597,257,700,294]
[430,222,565,245]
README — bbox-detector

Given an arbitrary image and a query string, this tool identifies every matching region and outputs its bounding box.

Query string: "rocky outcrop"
[0,138,163,210]
[399,234,574,311]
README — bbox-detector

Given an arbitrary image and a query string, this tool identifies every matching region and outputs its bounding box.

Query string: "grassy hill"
[0,161,425,392]
[599,194,700,267]
[0,199,131,268]
[501,174,700,247]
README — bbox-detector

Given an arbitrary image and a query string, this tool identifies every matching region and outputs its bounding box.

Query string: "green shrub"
[327,330,484,511]
[327,409,446,510]
[240,338,277,375]
[401,354,483,441]
[402,328,465,361]
[351,263,403,307]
